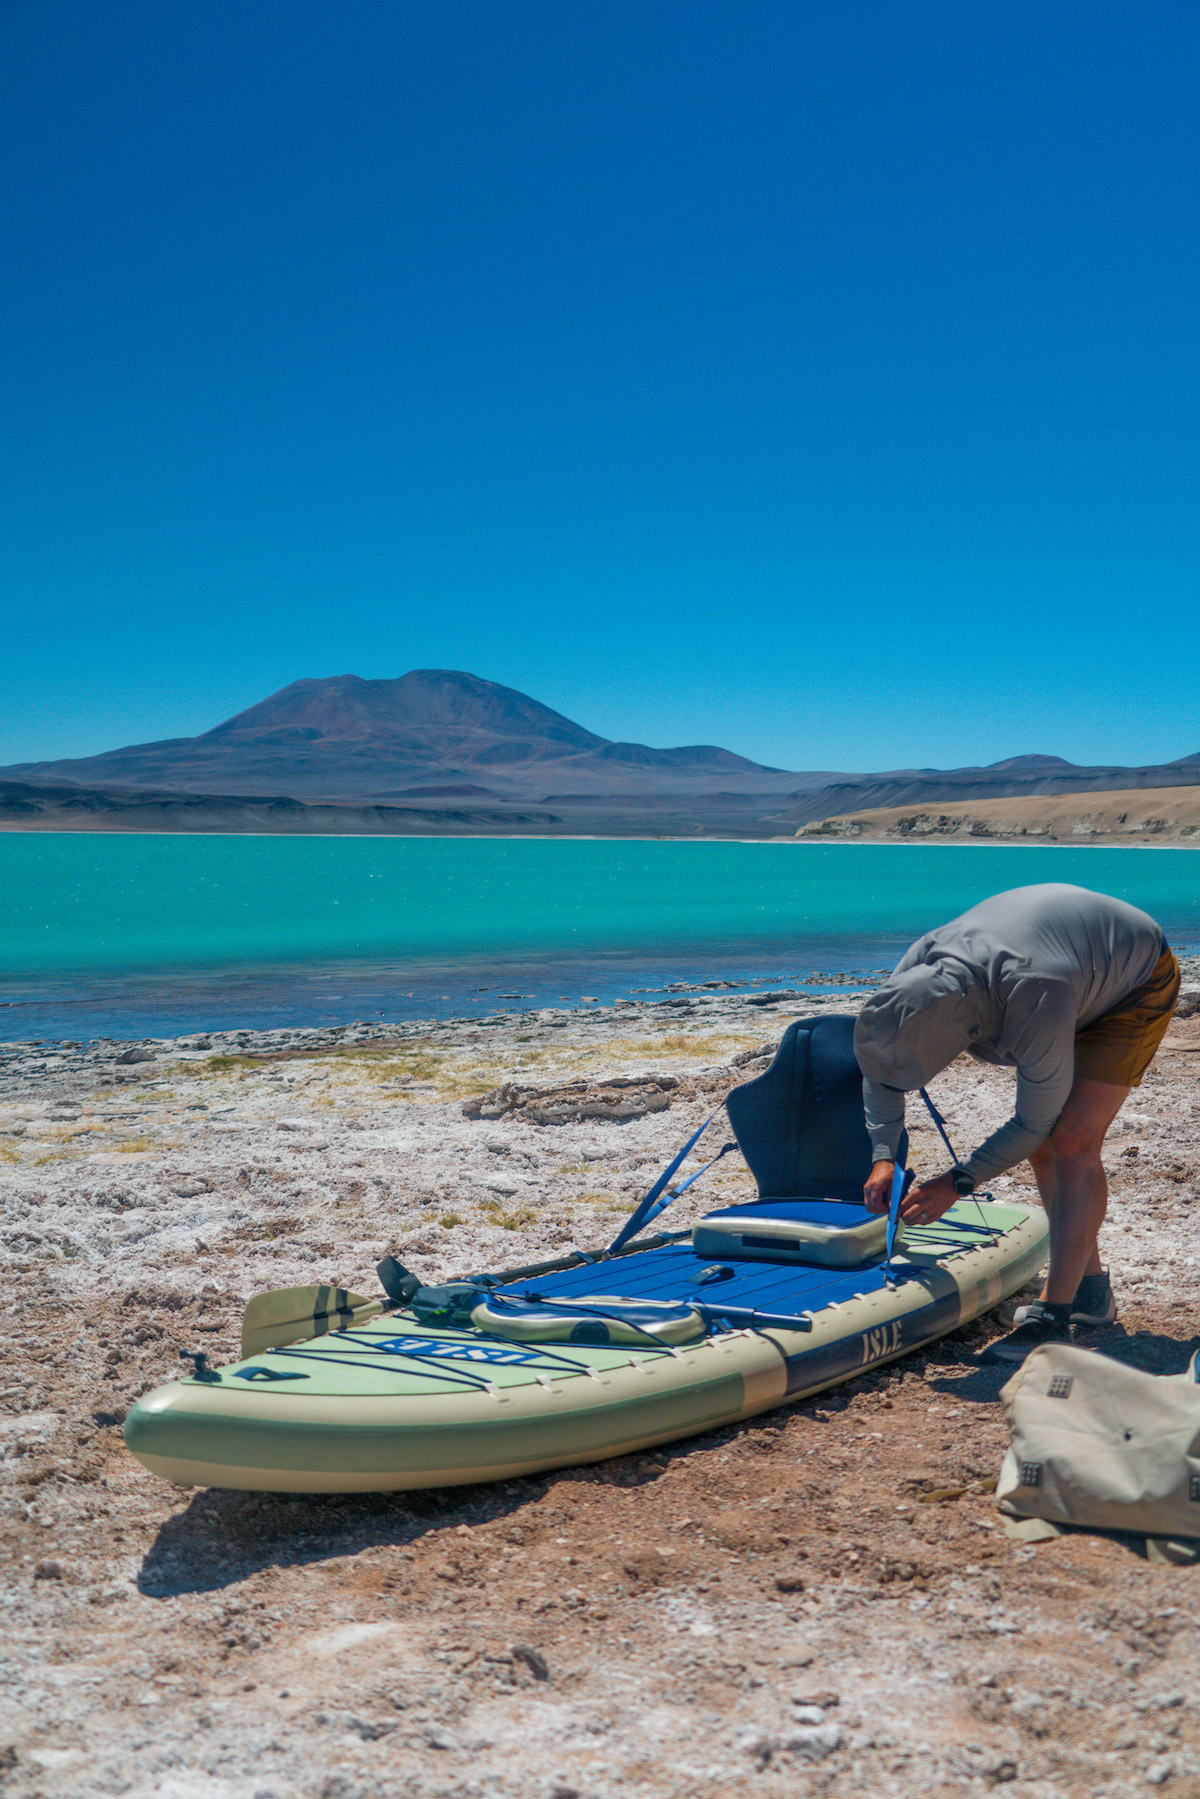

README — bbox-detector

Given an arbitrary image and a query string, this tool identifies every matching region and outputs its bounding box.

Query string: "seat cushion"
[692,1198,888,1268]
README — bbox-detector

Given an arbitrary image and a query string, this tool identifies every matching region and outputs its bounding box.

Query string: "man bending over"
[854,883,1179,1363]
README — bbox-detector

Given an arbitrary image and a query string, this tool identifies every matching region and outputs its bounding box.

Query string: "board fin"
[240,1284,383,1358]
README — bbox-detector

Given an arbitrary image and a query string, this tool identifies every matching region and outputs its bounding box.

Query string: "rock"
[511,1643,549,1680]
[733,1728,775,1767]
[784,1722,844,1761]
[775,1573,805,1593]
[480,1176,522,1195]
[115,1048,155,1065]
[34,1559,64,1581]
[344,1716,397,1740]
[317,1779,365,1799]
[791,1705,827,1726]
[463,1074,677,1126]
[1176,985,1200,1019]
[951,1748,1018,1782]
[778,1641,817,1668]
[172,1178,210,1198]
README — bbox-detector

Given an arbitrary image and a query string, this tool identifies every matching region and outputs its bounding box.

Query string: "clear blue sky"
[2,1,1198,775]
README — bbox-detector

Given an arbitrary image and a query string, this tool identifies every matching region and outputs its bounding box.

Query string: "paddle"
[240,1283,384,1359]
[883,1161,918,1286]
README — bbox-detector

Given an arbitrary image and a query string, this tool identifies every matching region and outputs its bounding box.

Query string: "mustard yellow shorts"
[1073,948,1181,1088]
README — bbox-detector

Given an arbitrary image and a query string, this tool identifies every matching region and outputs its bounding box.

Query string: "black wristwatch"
[950,1167,976,1197]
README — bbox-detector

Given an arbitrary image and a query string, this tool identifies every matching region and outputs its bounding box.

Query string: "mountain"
[986,753,1076,771]
[2,668,1196,837]
[2,670,801,804]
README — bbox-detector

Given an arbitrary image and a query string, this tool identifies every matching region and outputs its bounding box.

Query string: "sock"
[1074,1271,1109,1307]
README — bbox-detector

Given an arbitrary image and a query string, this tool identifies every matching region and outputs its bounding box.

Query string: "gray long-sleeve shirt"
[853,884,1165,1186]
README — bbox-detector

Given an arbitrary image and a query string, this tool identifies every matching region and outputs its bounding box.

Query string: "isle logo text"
[859,1321,902,1366]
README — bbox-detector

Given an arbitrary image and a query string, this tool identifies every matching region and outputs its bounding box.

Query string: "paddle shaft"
[694,1302,813,1334]
[458,1228,690,1288]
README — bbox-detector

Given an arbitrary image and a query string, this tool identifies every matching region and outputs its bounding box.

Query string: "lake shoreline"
[4,822,1200,846]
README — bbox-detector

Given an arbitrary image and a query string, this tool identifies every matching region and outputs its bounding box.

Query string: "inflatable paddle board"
[123,1199,1047,1493]
[123,1014,1049,1493]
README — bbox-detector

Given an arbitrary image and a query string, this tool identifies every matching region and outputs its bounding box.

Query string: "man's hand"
[864,1164,961,1226]
[863,1160,895,1214]
[899,1172,959,1227]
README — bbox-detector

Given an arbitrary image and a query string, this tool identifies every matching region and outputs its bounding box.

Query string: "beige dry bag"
[997,1343,1200,1545]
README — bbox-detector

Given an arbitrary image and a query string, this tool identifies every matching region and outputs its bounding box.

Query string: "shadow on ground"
[136,1453,673,1597]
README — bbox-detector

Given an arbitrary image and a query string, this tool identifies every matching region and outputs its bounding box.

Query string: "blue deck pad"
[502,1241,924,1313]
[495,1241,964,1396]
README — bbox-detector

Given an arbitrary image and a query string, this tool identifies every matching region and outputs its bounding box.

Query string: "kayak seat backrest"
[723,1013,907,1204]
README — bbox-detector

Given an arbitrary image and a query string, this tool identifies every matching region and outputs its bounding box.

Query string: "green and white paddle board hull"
[124,1201,1047,1494]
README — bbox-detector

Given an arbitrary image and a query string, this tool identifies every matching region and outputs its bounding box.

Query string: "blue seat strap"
[918,1086,959,1162]
[661,1140,737,1202]
[607,1108,729,1255]
[918,1084,999,1245]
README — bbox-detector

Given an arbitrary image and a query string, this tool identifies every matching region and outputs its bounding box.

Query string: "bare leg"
[1028,1141,1106,1277]
[1027,1077,1130,1305]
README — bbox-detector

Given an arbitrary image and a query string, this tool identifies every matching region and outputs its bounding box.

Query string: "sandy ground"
[795,785,1200,844]
[2,969,1200,1799]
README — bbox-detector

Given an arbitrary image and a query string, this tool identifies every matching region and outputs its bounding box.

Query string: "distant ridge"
[798,784,1200,845]
[2,668,1197,837]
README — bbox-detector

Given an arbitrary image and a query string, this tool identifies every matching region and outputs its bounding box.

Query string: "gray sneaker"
[982,1301,1072,1365]
[1012,1270,1116,1329]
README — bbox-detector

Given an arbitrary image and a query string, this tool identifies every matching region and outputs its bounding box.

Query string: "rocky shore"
[2,970,1200,1799]
[795,786,1200,844]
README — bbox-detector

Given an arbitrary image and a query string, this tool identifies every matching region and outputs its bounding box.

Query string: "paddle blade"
[240,1284,382,1358]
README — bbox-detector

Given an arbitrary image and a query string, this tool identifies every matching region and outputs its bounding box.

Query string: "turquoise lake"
[1,835,1197,1040]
